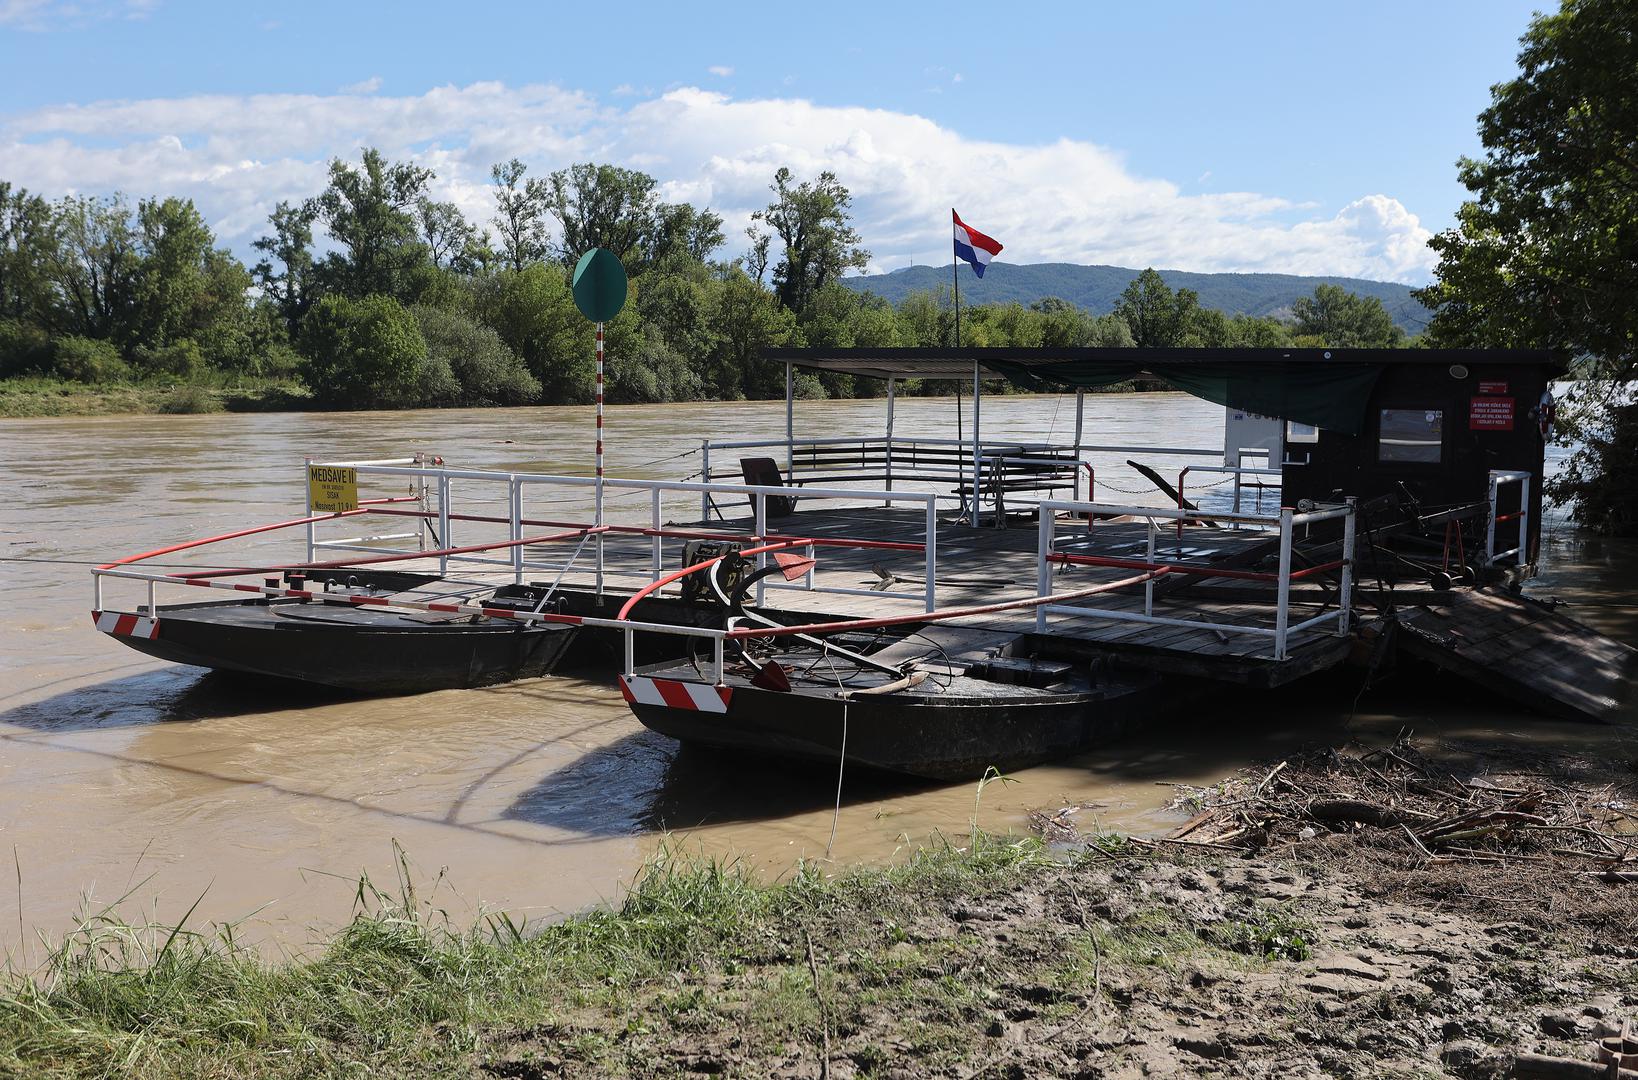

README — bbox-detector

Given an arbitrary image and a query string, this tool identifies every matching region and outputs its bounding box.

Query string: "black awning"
[761,347,1563,435]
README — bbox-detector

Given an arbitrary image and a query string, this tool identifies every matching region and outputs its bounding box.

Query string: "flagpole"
[951,208,961,348]
[952,208,965,517]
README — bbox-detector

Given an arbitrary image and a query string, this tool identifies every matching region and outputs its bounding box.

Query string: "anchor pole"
[595,321,604,526]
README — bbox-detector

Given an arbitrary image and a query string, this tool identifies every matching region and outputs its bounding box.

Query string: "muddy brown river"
[1,394,1633,960]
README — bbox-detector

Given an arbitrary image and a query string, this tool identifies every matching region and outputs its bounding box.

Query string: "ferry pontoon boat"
[89,347,1635,775]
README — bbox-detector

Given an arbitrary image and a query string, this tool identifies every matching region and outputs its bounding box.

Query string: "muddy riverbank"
[5,726,1635,1078]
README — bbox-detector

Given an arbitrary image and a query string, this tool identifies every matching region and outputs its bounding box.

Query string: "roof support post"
[784,361,794,479]
[971,359,982,529]
[1073,389,1085,500]
[885,376,897,506]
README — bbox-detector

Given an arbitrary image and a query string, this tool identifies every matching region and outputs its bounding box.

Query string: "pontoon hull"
[623,675,1164,781]
[108,599,577,694]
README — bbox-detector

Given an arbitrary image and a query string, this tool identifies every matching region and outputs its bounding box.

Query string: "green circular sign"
[571,248,628,322]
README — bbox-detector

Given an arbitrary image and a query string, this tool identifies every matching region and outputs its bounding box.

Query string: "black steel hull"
[626,677,1164,781]
[111,599,577,694]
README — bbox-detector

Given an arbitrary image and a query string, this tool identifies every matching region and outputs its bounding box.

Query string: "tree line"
[1414,0,1633,534]
[0,155,1409,410]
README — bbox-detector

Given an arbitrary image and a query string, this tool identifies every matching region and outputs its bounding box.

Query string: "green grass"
[0,376,309,418]
[1202,903,1314,962]
[0,836,1056,1079]
[0,835,1316,1079]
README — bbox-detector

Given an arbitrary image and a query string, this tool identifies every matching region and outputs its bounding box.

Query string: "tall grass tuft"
[155,385,222,414]
[0,836,1052,1078]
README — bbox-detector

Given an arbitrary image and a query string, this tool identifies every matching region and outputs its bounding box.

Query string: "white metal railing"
[969,452,1085,525]
[1485,469,1532,566]
[299,460,941,612]
[1033,499,1356,661]
[701,435,1027,519]
[91,458,954,687]
[700,435,1237,523]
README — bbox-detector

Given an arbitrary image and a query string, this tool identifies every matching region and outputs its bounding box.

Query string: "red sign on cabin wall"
[1470,396,1515,431]
[1477,380,1509,395]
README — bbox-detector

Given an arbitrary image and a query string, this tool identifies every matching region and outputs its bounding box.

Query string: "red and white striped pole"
[595,321,604,526]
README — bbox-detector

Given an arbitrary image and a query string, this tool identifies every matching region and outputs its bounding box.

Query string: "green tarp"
[988,359,1386,435]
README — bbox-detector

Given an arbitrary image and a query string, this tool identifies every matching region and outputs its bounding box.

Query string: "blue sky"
[0,0,1547,283]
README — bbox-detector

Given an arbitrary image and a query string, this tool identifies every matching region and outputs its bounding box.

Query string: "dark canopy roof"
[761,347,1562,435]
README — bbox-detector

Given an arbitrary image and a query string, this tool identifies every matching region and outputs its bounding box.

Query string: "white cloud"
[707,65,733,78]
[340,76,382,95]
[1,0,153,28]
[0,81,1436,283]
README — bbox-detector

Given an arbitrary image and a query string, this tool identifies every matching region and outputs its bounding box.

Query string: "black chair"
[738,457,798,518]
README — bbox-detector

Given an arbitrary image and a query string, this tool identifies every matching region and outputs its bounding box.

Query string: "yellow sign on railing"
[308,465,358,513]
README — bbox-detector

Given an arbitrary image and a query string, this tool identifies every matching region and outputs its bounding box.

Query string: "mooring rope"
[826,700,849,861]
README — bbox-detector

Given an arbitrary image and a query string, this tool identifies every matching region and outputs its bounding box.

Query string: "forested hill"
[843,263,1429,333]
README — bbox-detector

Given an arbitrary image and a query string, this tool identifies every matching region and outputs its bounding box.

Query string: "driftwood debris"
[1513,1054,1638,1080]
[1514,1019,1638,1080]
[1164,738,1638,878]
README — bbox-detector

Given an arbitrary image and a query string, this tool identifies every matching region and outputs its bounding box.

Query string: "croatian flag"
[952,209,1003,278]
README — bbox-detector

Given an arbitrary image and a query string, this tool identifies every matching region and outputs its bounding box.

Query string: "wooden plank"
[1395,591,1637,723]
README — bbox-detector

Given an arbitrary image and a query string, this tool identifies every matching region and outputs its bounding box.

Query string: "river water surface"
[2,394,1634,959]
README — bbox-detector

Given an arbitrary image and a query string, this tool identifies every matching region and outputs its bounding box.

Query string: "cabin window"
[1286,421,1319,444]
[1378,409,1444,464]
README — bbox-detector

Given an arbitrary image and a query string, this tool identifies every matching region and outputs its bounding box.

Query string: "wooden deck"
[366,500,1634,716]
[1393,590,1638,723]
[665,505,1353,687]
[373,503,1351,688]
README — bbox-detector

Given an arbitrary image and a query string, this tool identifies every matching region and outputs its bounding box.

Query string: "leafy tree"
[131,196,214,348]
[45,193,141,343]
[0,318,51,377]
[310,149,433,300]
[1183,306,1230,347]
[1414,0,1636,530]
[50,335,128,382]
[1114,269,1203,347]
[709,267,798,398]
[0,182,54,326]
[545,162,660,268]
[253,200,319,336]
[472,264,584,401]
[896,289,955,347]
[195,298,292,376]
[1224,314,1294,348]
[607,334,704,404]
[490,159,553,271]
[849,293,905,349]
[748,167,870,314]
[634,260,720,368]
[128,196,253,367]
[743,231,772,285]
[414,197,478,272]
[1291,284,1402,348]
[970,302,1045,348]
[651,202,725,265]
[298,293,427,406]
[410,303,540,406]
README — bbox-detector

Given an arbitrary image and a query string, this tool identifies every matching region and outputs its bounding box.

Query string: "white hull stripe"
[618,675,732,713]
[92,610,160,639]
